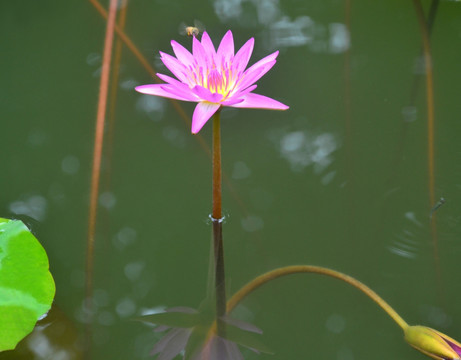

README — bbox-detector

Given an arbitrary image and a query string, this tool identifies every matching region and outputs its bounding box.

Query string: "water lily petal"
[152,328,191,360]
[154,325,171,333]
[192,36,209,69]
[170,40,194,67]
[226,84,257,103]
[235,59,277,92]
[230,93,289,110]
[233,37,254,74]
[135,84,194,101]
[200,31,217,64]
[223,338,245,360]
[161,84,198,101]
[160,52,190,83]
[221,315,263,334]
[192,102,221,134]
[241,50,279,84]
[217,30,234,66]
[156,73,186,87]
[192,85,223,103]
[136,31,288,133]
[165,306,197,314]
[221,98,244,106]
[151,328,182,355]
[192,336,245,360]
[246,50,279,73]
[229,84,257,100]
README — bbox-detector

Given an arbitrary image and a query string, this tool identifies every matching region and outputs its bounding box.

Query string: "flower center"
[207,69,224,94]
[204,63,235,99]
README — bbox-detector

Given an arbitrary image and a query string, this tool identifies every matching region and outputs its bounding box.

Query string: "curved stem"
[227,265,409,331]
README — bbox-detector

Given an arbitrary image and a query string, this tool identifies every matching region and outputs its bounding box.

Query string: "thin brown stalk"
[212,111,226,336]
[104,0,128,190]
[412,0,442,294]
[85,0,118,356]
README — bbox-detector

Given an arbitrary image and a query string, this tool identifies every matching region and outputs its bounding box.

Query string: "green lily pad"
[0,218,55,351]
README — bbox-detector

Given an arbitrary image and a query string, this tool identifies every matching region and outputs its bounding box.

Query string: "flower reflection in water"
[145,306,267,360]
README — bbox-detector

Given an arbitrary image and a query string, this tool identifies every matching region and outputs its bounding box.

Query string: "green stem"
[226,265,409,331]
[212,109,226,335]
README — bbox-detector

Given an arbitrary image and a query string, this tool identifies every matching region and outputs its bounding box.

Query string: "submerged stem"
[212,109,226,335]
[227,265,409,331]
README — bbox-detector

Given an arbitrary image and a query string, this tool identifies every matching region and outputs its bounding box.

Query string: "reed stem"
[85,0,118,357]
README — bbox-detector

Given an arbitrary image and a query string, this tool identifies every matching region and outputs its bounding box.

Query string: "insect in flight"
[179,20,205,38]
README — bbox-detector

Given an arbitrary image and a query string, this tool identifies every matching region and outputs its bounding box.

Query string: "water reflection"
[61,155,80,175]
[325,313,346,334]
[112,226,137,251]
[337,346,355,360]
[1,306,82,360]
[421,304,452,328]
[401,106,418,123]
[387,212,422,259]
[231,161,251,180]
[212,0,349,53]
[124,261,146,282]
[98,191,116,210]
[115,297,137,318]
[269,17,349,52]
[9,194,47,221]
[214,0,246,22]
[162,126,186,148]
[27,129,48,147]
[135,95,165,122]
[270,128,337,174]
[241,215,264,232]
[86,53,101,67]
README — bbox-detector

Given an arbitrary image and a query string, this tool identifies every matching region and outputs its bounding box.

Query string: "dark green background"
[1,0,461,359]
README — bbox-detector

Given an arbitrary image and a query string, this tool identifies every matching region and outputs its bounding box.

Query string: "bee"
[179,20,205,38]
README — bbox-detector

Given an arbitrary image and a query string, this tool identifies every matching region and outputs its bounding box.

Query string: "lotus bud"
[404,325,461,360]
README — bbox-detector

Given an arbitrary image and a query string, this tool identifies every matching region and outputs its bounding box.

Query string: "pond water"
[2,0,461,359]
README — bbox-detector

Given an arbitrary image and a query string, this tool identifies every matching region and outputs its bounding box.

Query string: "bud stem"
[226,265,409,331]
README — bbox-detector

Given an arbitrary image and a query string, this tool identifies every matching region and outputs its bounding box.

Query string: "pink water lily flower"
[135,30,289,134]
